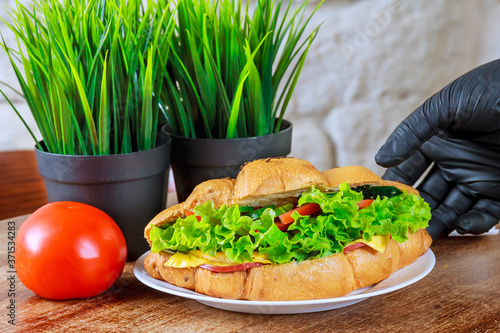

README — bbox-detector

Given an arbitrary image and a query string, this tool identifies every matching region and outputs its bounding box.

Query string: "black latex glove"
[375,59,500,241]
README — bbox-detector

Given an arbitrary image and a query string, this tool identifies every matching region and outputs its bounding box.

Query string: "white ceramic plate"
[133,250,435,314]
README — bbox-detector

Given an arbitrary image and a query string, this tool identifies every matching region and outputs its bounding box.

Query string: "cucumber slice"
[353,185,403,199]
[274,203,294,216]
[247,205,275,220]
[238,206,254,213]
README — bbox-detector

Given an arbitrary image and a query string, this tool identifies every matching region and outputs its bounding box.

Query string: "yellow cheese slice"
[345,234,390,253]
[165,235,390,268]
[164,250,272,268]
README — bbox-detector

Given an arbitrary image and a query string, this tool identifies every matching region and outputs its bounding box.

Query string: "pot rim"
[162,119,292,142]
[35,133,172,158]
[35,134,171,184]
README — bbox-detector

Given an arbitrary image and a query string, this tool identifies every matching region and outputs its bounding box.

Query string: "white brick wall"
[0,0,41,151]
[1,0,500,175]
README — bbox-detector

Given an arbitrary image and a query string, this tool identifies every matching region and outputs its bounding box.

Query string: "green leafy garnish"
[150,183,431,264]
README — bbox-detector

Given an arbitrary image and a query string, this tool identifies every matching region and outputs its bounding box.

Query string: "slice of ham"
[199,262,265,273]
[343,242,366,254]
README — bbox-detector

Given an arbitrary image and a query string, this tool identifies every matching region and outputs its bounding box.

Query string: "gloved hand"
[375,59,500,240]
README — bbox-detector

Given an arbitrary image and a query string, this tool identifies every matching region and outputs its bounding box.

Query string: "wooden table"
[0,151,48,220]
[1,216,499,333]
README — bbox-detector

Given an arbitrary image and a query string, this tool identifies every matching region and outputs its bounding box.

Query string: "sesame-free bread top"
[322,166,420,195]
[233,157,329,207]
[321,165,382,190]
[184,178,235,211]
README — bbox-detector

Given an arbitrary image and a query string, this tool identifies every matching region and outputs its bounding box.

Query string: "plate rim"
[133,249,435,307]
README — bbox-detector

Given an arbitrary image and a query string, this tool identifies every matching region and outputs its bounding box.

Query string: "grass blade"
[98,52,109,154]
[227,71,250,139]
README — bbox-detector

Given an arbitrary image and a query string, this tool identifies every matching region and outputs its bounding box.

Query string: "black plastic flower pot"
[35,134,171,261]
[163,120,292,203]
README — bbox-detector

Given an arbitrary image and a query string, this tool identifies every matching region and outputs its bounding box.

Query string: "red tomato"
[343,242,365,254]
[275,221,290,232]
[16,202,127,300]
[278,203,321,225]
[357,199,374,209]
[185,211,201,221]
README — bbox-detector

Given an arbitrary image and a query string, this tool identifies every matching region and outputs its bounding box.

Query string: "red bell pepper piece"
[278,203,321,225]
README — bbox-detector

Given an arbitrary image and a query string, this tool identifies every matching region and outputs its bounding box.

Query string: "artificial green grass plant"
[161,0,324,139]
[1,0,176,155]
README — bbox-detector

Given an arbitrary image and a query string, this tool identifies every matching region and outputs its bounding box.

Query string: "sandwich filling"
[149,182,431,270]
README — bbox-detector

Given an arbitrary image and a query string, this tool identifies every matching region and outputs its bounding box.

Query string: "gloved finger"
[465,181,500,201]
[416,166,450,210]
[426,185,474,240]
[455,198,500,235]
[381,150,431,185]
[375,90,452,168]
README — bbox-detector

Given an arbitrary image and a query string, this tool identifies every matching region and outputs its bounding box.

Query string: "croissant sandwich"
[143,157,432,301]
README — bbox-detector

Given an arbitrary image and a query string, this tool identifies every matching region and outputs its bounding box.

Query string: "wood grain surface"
[0,151,48,220]
[1,216,499,333]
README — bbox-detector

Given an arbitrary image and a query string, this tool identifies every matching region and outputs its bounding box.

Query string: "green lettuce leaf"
[149,183,431,264]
